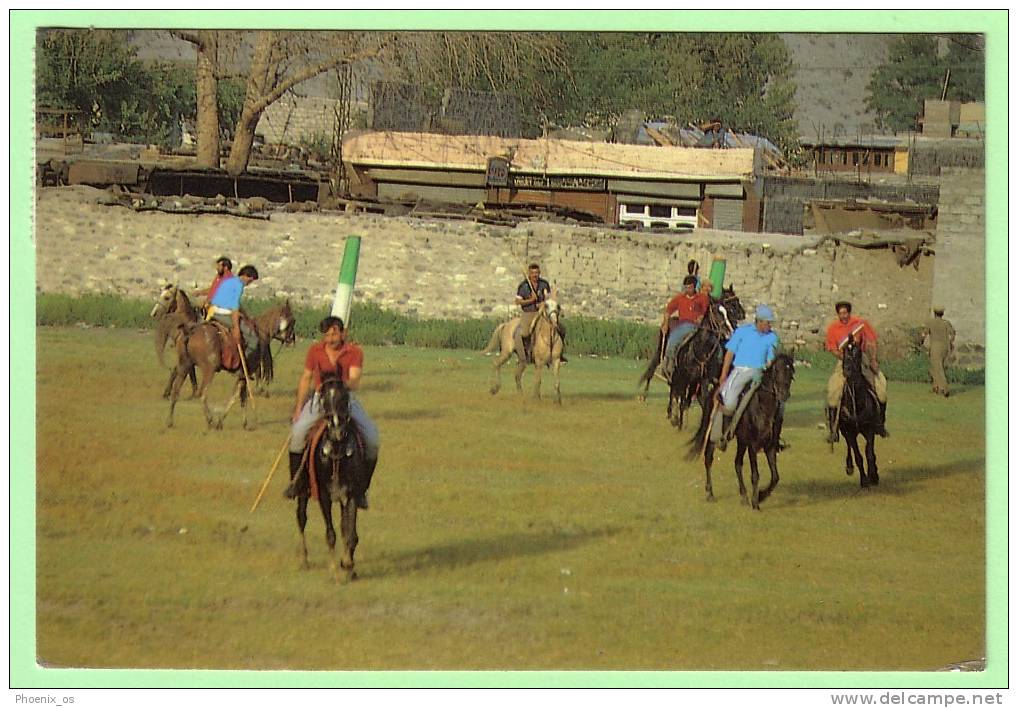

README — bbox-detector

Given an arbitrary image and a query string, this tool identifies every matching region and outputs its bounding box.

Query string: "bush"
[33,293,986,383]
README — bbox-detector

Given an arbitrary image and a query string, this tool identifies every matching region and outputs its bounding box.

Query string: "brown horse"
[152,285,199,398]
[165,301,294,429]
[483,297,566,404]
[250,300,297,395]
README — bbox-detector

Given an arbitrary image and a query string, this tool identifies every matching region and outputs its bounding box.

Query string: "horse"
[164,302,293,429]
[152,285,199,399]
[292,374,370,582]
[250,300,297,395]
[483,297,566,404]
[686,353,795,509]
[837,335,881,487]
[638,287,745,430]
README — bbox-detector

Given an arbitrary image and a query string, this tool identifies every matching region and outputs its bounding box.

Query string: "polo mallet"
[250,434,292,513]
[236,341,257,411]
[701,396,722,457]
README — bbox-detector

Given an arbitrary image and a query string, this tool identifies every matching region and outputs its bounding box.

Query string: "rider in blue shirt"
[711,304,781,450]
[209,264,259,362]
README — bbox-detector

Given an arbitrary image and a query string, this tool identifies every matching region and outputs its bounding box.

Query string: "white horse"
[483,298,565,404]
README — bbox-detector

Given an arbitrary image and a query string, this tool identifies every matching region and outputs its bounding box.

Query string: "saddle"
[206,320,241,370]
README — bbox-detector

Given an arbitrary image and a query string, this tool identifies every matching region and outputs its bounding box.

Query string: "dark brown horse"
[165,301,294,429]
[638,287,745,429]
[292,374,370,582]
[838,335,881,487]
[687,353,795,509]
[250,300,297,395]
[152,285,199,398]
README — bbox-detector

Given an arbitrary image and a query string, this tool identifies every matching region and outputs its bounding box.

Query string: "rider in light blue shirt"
[711,304,780,450]
[209,264,259,362]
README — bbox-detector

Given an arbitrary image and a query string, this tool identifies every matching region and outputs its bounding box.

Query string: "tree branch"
[170,30,202,47]
[250,40,392,115]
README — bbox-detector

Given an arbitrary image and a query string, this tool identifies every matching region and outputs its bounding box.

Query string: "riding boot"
[877,402,889,437]
[354,456,378,510]
[283,451,306,499]
[522,335,533,363]
[825,406,840,444]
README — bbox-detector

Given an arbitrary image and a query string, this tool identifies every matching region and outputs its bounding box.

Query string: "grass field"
[34,326,986,672]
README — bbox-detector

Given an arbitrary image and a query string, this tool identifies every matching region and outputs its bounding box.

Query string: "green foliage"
[217,78,247,140]
[298,132,333,161]
[523,33,800,153]
[35,293,155,329]
[866,34,985,132]
[36,29,147,132]
[35,293,984,383]
[36,29,202,146]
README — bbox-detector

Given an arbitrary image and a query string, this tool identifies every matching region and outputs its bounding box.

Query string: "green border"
[11,9,1007,690]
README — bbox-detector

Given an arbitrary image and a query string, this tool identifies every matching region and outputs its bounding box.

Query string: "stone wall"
[762,176,940,235]
[255,95,340,145]
[932,168,985,365]
[35,186,952,358]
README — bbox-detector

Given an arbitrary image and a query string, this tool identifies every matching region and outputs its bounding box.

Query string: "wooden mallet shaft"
[250,434,292,513]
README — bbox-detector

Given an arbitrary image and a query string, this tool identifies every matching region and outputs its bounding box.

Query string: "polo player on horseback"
[195,255,232,316]
[284,316,380,509]
[660,274,711,380]
[515,263,561,363]
[711,304,781,451]
[207,263,260,365]
[824,301,888,442]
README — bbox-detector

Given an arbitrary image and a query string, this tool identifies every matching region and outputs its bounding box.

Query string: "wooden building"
[342,131,764,232]
[800,136,908,176]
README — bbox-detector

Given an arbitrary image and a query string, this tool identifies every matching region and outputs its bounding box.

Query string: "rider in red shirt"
[284,316,380,508]
[824,301,888,441]
[660,275,710,377]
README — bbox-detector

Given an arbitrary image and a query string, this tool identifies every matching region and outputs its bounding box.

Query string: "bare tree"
[172,30,221,168]
[203,30,565,176]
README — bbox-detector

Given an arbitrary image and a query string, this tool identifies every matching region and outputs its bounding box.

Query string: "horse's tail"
[258,337,274,383]
[482,323,505,355]
[638,330,665,386]
[685,385,716,461]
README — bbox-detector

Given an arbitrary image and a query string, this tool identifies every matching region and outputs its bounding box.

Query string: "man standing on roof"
[824,301,888,442]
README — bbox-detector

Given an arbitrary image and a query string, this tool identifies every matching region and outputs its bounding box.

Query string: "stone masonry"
[932,168,985,365]
[34,185,970,360]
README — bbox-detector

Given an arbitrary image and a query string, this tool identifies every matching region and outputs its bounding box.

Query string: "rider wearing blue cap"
[711,304,781,450]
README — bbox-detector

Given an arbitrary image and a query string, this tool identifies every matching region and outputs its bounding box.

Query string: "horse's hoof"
[636,394,646,403]
[740,495,749,506]
[846,468,853,476]
[489,387,499,395]
[705,494,716,503]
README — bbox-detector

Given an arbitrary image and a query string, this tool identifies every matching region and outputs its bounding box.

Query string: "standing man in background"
[925,306,956,397]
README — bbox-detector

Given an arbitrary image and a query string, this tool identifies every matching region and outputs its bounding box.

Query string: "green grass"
[34,326,985,671]
[37,293,983,385]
